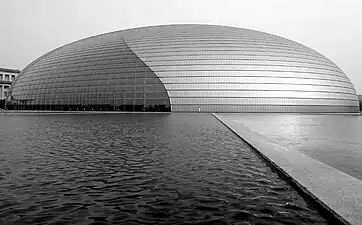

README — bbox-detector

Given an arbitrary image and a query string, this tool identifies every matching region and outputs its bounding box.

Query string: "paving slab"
[213,113,362,225]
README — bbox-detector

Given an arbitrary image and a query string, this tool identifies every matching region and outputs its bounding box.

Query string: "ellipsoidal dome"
[10,24,360,112]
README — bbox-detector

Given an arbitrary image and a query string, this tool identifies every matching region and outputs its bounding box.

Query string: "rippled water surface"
[224,114,362,180]
[0,114,330,224]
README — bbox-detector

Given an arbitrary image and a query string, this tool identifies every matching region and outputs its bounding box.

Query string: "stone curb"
[213,113,362,225]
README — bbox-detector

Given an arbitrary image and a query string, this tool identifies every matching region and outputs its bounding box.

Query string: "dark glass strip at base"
[7,104,171,112]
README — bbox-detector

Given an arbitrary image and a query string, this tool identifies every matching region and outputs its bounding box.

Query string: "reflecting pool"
[224,114,362,180]
[0,114,330,224]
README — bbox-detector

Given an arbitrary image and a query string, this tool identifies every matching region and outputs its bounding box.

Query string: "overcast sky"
[1,0,361,93]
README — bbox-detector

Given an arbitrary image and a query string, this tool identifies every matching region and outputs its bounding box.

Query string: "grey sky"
[1,0,361,93]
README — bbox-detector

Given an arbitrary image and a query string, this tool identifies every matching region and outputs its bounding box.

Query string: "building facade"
[1,68,20,100]
[9,24,360,112]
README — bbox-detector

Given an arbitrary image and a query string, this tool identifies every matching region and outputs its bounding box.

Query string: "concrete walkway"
[214,113,362,225]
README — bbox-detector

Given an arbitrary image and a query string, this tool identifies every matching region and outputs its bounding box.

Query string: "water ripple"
[0,114,331,224]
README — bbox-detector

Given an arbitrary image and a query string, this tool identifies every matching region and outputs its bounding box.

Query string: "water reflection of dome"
[10,24,360,112]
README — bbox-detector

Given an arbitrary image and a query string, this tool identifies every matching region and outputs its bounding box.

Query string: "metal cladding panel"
[122,25,359,112]
[10,24,359,112]
[171,104,358,113]
[10,32,170,111]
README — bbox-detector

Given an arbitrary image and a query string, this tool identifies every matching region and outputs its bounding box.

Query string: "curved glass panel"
[10,35,170,112]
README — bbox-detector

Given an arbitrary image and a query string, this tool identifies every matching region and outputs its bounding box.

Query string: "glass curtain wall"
[10,33,170,111]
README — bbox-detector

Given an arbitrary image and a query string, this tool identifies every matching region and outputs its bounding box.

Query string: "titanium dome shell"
[10,24,360,112]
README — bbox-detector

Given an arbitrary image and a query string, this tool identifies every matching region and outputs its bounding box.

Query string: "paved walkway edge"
[213,113,362,225]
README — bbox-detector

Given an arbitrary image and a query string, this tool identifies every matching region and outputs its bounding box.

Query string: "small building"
[0,67,20,100]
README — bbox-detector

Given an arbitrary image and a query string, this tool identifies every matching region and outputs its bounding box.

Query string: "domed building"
[10,24,359,112]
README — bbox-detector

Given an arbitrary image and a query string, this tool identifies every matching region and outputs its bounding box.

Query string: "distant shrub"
[0,99,5,109]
